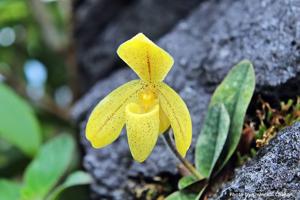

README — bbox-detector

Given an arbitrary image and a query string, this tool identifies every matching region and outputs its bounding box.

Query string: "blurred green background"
[0,0,91,199]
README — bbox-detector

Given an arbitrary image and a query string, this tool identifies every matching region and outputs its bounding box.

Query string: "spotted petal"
[157,82,192,157]
[86,80,144,148]
[159,109,170,134]
[117,33,174,82]
[125,103,160,162]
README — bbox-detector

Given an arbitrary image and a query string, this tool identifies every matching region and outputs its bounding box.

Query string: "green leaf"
[0,0,28,25]
[195,185,208,200]
[46,171,93,200]
[0,179,21,200]
[166,191,197,200]
[168,178,208,200]
[0,83,41,157]
[195,103,230,177]
[210,60,255,173]
[21,134,75,200]
[178,175,198,190]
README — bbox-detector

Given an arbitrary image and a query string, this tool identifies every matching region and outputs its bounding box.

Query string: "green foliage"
[0,1,89,199]
[166,60,256,200]
[0,0,28,25]
[21,134,75,200]
[0,83,41,157]
[195,103,230,177]
[178,175,197,190]
[0,135,89,200]
[209,60,255,173]
[166,191,197,200]
[46,171,93,200]
[166,182,208,200]
[0,179,21,200]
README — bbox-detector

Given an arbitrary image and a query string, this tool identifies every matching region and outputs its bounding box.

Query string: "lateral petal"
[159,108,170,134]
[86,80,144,148]
[117,33,174,82]
[157,82,192,157]
[125,103,160,162]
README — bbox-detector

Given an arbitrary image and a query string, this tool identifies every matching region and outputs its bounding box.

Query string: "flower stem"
[162,129,204,180]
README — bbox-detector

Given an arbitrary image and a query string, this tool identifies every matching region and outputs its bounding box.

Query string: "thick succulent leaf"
[0,179,21,200]
[0,83,41,157]
[180,178,208,194]
[195,103,230,178]
[178,176,198,190]
[86,80,144,148]
[157,82,192,157]
[166,191,197,200]
[46,171,93,200]
[125,103,159,162]
[21,134,75,200]
[210,60,255,173]
[117,33,174,82]
[168,177,208,200]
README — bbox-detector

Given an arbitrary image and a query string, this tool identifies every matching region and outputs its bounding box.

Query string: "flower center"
[138,86,158,112]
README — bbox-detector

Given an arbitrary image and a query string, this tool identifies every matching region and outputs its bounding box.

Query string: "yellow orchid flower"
[85,33,192,162]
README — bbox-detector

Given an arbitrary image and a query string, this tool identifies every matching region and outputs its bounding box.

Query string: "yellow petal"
[125,103,160,162]
[159,108,170,134]
[157,82,192,157]
[86,80,144,148]
[117,33,174,82]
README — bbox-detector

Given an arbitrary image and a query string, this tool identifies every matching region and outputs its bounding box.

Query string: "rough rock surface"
[72,0,300,199]
[74,0,133,46]
[74,0,202,87]
[211,122,300,200]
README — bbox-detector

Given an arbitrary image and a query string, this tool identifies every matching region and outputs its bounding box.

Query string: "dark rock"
[74,0,134,48]
[74,0,202,87]
[211,122,300,200]
[72,0,300,199]
[160,0,300,92]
